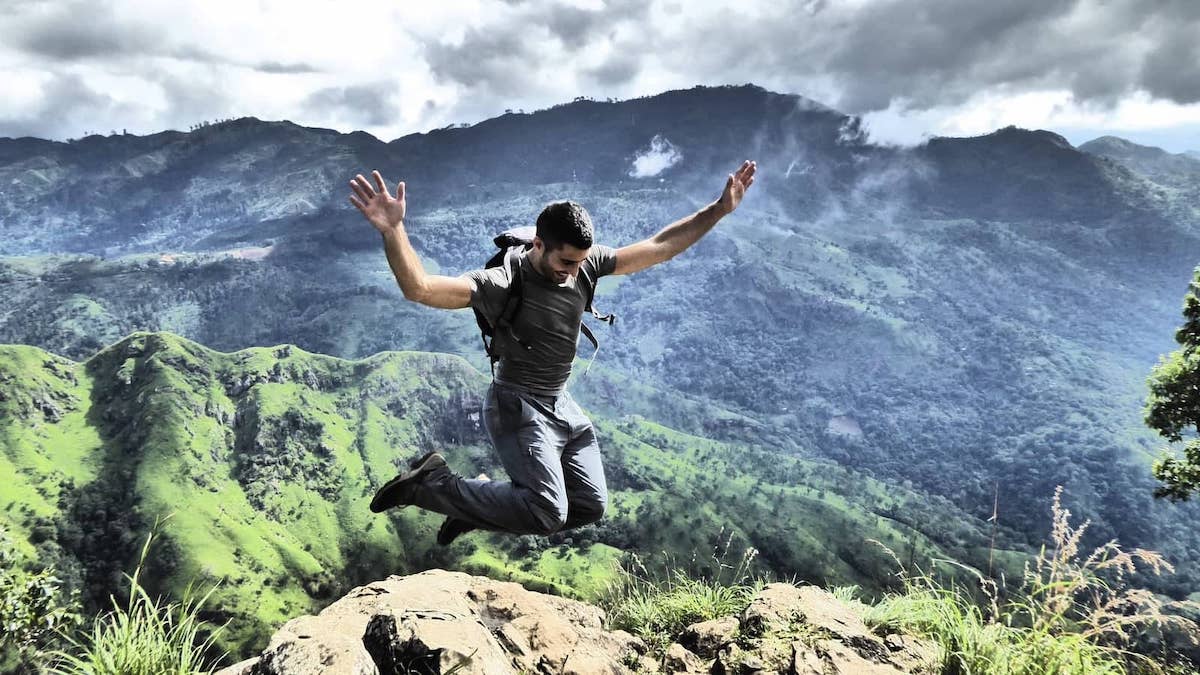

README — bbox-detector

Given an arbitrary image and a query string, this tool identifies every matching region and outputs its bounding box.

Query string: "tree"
[1146,267,1200,500]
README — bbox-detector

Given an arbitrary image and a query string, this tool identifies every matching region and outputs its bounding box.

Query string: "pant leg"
[409,383,571,535]
[558,393,608,531]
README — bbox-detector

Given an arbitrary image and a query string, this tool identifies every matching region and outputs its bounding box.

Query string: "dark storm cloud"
[817,0,1085,110]
[0,72,135,139]
[801,0,827,15]
[682,0,1200,112]
[255,61,321,74]
[1141,12,1200,103]
[301,84,400,127]
[425,29,541,92]
[542,0,646,43]
[12,3,163,60]
[148,69,235,127]
[544,4,603,42]
[588,52,640,87]
[423,0,1200,115]
[422,0,652,93]
[6,1,318,74]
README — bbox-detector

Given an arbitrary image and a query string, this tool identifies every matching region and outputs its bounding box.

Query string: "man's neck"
[525,248,572,287]
[526,246,545,277]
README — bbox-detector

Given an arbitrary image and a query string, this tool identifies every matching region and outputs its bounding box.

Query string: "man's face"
[535,239,590,285]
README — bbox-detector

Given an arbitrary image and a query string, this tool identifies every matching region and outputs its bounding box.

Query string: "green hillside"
[1,332,1013,659]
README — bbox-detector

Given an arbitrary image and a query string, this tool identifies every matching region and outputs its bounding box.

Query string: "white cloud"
[629,135,682,178]
[861,88,1200,149]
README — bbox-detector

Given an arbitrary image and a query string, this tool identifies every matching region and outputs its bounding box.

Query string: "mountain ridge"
[3,83,1178,256]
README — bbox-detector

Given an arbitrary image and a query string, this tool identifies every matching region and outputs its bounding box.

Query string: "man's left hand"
[717,160,757,216]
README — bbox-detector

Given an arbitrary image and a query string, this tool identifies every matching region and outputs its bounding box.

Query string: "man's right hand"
[349,170,406,234]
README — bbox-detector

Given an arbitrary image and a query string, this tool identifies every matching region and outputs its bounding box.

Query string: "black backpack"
[474,226,615,376]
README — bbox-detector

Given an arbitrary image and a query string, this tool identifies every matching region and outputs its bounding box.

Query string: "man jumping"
[349,159,756,545]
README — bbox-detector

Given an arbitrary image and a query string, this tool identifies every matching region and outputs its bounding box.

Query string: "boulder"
[216,571,941,675]
[740,584,806,638]
[735,584,937,674]
[226,569,644,674]
[679,615,740,657]
[813,640,907,674]
[662,643,706,674]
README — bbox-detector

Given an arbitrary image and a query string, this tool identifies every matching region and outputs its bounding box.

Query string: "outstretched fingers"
[372,170,392,198]
[351,174,375,202]
[736,162,757,192]
[736,159,756,182]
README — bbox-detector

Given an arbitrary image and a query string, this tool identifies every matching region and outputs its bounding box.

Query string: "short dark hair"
[536,201,594,251]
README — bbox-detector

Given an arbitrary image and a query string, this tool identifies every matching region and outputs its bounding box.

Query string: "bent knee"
[529,500,569,535]
[575,495,608,525]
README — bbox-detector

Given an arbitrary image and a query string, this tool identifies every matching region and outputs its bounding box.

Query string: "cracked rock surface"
[215,569,644,675]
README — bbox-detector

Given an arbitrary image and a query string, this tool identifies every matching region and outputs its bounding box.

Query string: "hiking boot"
[437,517,477,546]
[370,451,447,513]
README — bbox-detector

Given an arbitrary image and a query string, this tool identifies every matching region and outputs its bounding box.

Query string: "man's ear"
[532,237,544,253]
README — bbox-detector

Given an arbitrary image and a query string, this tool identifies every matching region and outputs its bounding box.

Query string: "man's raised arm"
[613,160,756,276]
[349,170,472,310]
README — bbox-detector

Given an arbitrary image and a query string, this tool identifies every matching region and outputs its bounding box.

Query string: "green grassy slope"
[3,333,501,654]
[1,332,1014,659]
[0,345,104,560]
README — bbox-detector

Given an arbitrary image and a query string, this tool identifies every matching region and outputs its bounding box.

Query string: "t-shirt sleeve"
[588,244,618,278]
[460,265,511,326]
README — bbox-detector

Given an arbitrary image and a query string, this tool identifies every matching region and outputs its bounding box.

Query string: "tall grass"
[864,486,1199,675]
[601,529,765,652]
[48,519,225,675]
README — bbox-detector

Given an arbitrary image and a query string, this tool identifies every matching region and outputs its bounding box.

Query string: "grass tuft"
[600,529,765,652]
[48,517,226,675]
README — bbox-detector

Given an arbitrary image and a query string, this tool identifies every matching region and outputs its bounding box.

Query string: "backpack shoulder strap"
[497,246,526,329]
[581,264,616,326]
[478,245,531,377]
[576,263,616,376]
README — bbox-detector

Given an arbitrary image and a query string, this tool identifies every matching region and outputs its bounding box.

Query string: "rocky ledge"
[217,569,937,674]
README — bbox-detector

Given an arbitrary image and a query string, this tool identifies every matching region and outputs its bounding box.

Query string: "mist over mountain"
[3,83,1200,604]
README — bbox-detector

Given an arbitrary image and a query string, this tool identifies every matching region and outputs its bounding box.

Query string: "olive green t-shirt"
[463,245,618,395]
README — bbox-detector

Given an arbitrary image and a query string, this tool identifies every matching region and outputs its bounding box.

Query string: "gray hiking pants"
[411,381,608,535]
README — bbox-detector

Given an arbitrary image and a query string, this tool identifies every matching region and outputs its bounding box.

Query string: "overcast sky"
[1,0,1197,152]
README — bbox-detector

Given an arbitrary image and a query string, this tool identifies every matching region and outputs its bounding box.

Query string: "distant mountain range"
[3,84,1200,647]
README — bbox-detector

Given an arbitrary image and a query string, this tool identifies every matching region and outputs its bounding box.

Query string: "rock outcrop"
[217,570,938,675]
[217,570,644,675]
